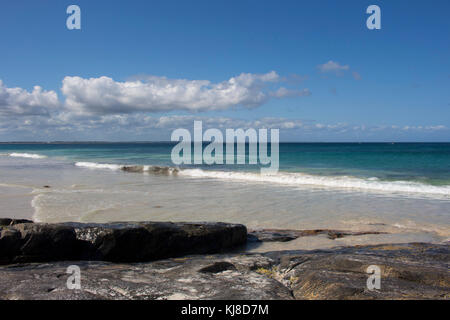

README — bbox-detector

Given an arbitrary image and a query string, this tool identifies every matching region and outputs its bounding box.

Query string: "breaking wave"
[73,161,450,197]
[179,169,450,197]
[9,153,47,159]
[75,162,179,175]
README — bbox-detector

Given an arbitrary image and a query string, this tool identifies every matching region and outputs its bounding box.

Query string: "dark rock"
[0,220,247,264]
[70,221,247,262]
[248,230,299,242]
[14,223,81,263]
[1,218,447,300]
[0,218,34,226]
[146,166,178,175]
[199,261,237,273]
[121,166,144,173]
[270,243,450,300]
[121,165,179,175]
[248,228,386,242]
[325,230,385,240]
[0,228,22,264]
[0,243,447,300]
[0,254,291,300]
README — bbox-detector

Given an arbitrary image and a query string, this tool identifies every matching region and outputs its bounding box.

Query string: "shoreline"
[0,219,448,300]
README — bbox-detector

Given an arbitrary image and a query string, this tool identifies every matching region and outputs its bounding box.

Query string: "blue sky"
[0,0,449,141]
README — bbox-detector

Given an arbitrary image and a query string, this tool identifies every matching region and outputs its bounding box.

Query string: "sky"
[0,0,449,142]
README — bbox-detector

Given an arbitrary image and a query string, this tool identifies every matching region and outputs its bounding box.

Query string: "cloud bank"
[0,71,310,117]
[61,71,308,115]
[0,111,447,142]
[0,70,447,141]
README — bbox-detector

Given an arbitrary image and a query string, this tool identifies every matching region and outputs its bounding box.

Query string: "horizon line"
[1,141,450,144]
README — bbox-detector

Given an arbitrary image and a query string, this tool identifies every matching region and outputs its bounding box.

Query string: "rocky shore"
[0,219,448,300]
[0,218,247,264]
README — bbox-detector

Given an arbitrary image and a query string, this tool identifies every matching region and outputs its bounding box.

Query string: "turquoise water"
[1,142,450,185]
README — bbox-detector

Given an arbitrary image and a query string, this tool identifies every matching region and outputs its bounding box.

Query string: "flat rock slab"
[0,220,247,264]
[0,243,447,300]
[248,228,386,242]
[0,254,291,300]
[268,242,450,300]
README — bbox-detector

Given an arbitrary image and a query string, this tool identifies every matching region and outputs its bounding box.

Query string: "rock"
[248,228,386,242]
[267,243,450,300]
[0,254,292,300]
[0,243,447,300]
[147,166,178,175]
[0,218,34,226]
[0,220,247,264]
[12,223,81,263]
[0,219,447,300]
[199,261,237,273]
[121,165,179,175]
[0,228,22,263]
[121,166,145,173]
[325,230,385,240]
[248,230,299,242]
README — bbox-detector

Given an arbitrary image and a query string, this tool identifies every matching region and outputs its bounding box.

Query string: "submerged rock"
[120,165,145,173]
[121,165,178,175]
[0,220,247,264]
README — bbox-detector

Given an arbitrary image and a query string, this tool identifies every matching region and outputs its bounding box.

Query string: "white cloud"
[0,80,60,116]
[120,115,305,130]
[318,60,350,74]
[0,72,446,141]
[270,87,311,98]
[0,110,447,141]
[426,125,446,130]
[401,125,447,131]
[61,72,307,115]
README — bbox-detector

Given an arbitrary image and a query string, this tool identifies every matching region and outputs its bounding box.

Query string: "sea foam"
[75,162,179,175]
[74,161,450,197]
[179,168,450,197]
[75,162,123,170]
[9,153,47,159]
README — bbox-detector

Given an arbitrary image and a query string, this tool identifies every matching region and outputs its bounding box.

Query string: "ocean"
[0,142,449,251]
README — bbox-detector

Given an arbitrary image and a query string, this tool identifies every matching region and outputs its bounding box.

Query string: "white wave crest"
[179,169,450,197]
[74,162,179,174]
[9,153,47,159]
[75,162,123,170]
